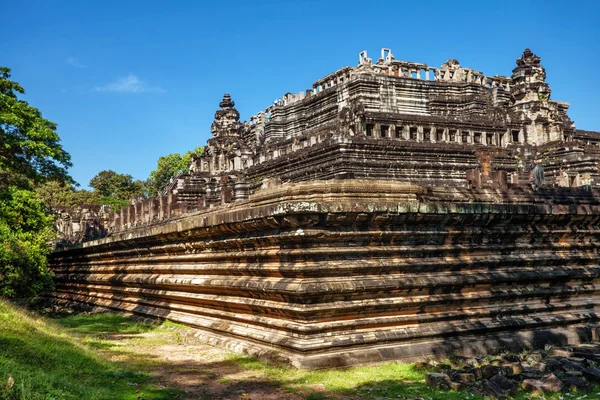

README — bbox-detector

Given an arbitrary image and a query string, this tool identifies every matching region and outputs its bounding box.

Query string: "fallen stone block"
[544,357,563,371]
[522,373,563,394]
[468,367,483,380]
[529,361,546,372]
[560,376,592,392]
[525,352,544,363]
[456,373,476,383]
[482,380,507,399]
[489,374,518,397]
[521,367,545,380]
[560,358,585,372]
[549,348,575,358]
[449,381,464,390]
[425,373,451,390]
[447,369,475,384]
[581,367,600,382]
[481,364,502,379]
[503,362,523,375]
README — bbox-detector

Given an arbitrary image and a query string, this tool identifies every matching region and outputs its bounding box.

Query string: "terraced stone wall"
[48,180,600,368]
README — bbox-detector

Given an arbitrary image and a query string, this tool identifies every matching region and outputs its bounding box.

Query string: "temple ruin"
[48,48,600,368]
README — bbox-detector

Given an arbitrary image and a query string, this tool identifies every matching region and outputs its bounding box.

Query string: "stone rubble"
[425,344,600,397]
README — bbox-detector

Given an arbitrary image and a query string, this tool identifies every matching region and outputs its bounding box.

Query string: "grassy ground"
[0,300,183,400]
[2,300,600,399]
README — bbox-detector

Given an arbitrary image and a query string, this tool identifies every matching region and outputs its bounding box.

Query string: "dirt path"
[98,329,309,400]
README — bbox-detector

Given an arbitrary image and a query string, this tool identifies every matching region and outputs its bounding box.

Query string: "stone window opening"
[366,124,374,137]
[570,175,577,187]
[512,130,520,143]
[436,130,444,142]
[462,131,469,143]
[395,126,403,139]
[486,133,495,146]
[423,128,431,142]
[410,127,418,141]
[474,132,482,144]
[381,125,389,138]
[449,130,456,142]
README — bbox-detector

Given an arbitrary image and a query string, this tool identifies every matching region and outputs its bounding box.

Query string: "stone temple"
[49,48,600,368]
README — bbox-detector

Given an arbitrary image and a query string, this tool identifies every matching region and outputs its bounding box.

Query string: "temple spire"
[211,93,242,138]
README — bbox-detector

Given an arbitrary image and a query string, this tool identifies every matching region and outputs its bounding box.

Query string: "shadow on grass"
[52,311,158,335]
[222,355,484,400]
[0,301,183,400]
[4,307,500,399]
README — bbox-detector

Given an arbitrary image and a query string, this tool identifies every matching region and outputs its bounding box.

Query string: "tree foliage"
[88,170,146,210]
[0,66,74,299]
[0,67,72,189]
[0,187,55,298]
[35,181,101,208]
[146,147,204,196]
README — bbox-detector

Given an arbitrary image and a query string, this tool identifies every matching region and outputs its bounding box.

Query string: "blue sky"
[3,0,600,188]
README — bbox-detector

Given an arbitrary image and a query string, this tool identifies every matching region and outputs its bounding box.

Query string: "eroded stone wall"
[48,180,600,368]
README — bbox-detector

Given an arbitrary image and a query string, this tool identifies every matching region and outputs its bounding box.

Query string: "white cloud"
[66,57,86,68]
[93,74,165,94]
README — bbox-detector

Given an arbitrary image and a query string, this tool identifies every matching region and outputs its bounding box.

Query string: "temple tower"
[509,49,567,144]
[191,94,254,175]
[511,48,551,103]
[210,93,243,138]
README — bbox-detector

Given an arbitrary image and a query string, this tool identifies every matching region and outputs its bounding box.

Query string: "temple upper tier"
[189,48,581,180]
[55,48,600,240]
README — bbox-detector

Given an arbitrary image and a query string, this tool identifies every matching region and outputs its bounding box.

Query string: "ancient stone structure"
[49,49,600,368]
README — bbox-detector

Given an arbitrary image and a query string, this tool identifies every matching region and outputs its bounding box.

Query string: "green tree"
[0,67,72,189]
[146,147,204,196]
[35,181,101,208]
[89,170,145,210]
[0,187,55,298]
[0,66,73,299]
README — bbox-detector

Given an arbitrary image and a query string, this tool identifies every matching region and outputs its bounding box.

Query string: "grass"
[3,300,600,399]
[0,300,183,400]
[222,354,600,399]
[224,354,471,399]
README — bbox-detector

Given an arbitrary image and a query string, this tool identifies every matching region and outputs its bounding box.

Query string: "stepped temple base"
[48,180,600,368]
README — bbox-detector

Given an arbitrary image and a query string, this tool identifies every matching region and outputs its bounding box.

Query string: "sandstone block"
[523,373,562,394]
[425,373,451,390]
[560,376,592,392]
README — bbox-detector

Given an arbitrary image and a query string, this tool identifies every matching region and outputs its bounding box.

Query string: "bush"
[0,187,55,299]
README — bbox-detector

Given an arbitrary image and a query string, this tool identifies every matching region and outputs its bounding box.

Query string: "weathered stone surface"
[560,376,592,392]
[523,373,563,394]
[46,47,600,369]
[521,367,545,380]
[544,357,563,371]
[53,48,600,243]
[581,367,600,382]
[425,373,452,390]
[456,373,476,383]
[529,362,546,372]
[489,374,518,397]
[45,179,600,368]
[481,365,502,379]
[504,363,523,375]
